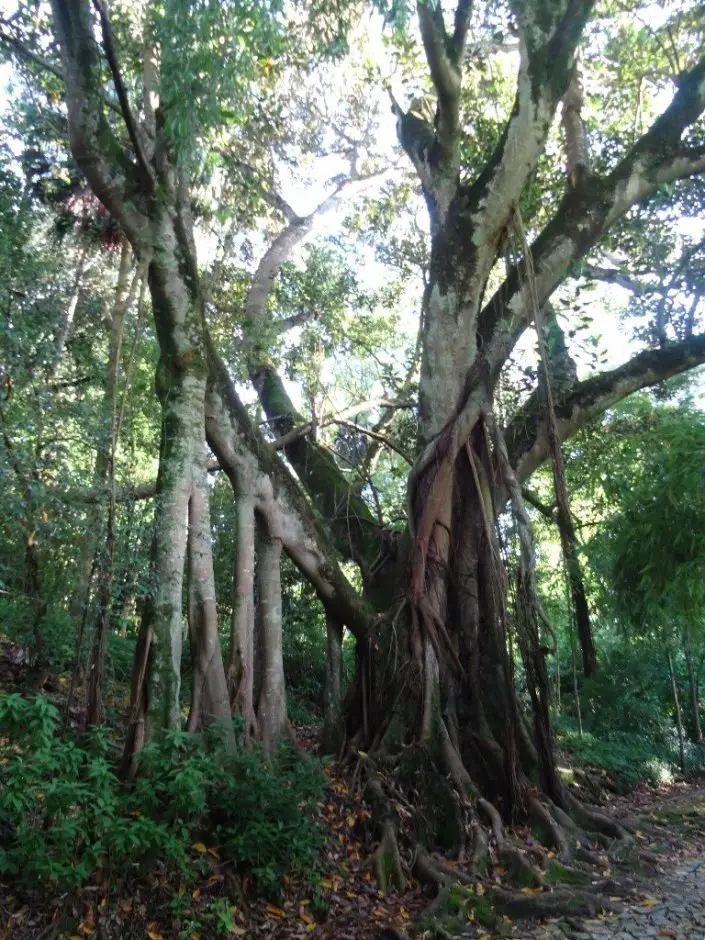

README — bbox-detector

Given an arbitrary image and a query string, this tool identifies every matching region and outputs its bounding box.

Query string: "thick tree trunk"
[228,492,257,736]
[256,522,289,755]
[683,633,702,744]
[121,210,215,772]
[185,456,231,735]
[322,613,344,754]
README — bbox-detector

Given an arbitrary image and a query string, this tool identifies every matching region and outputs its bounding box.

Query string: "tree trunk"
[86,244,137,726]
[228,492,257,737]
[683,632,702,744]
[120,207,216,773]
[70,241,132,629]
[668,649,685,772]
[49,240,91,377]
[256,521,289,755]
[322,613,344,754]
[558,517,597,678]
[186,456,231,736]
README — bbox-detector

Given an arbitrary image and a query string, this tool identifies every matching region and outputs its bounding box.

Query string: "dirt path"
[458,786,705,940]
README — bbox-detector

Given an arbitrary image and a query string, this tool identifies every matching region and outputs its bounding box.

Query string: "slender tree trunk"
[256,522,289,755]
[70,241,132,627]
[557,515,597,678]
[186,456,231,736]
[50,241,91,377]
[228,492,257,736]
[668,649,685,772]
[86,249,138,726]
[322,613,344,754]
[683,632,702,744]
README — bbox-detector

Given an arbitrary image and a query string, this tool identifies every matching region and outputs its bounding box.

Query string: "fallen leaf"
[191,842,208,855]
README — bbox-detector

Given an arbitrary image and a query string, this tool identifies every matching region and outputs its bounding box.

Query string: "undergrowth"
[0,693,326,899]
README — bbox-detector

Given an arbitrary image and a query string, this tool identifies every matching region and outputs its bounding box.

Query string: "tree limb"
[579,264,654,296]
[478,52,705,378]
[222,155,299,223]
[49,0,148,246]
[505,332,705,481]
[0,21,121,114]
[91,0,154,190]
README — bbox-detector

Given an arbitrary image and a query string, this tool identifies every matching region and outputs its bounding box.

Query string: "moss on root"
[419,884,500,935]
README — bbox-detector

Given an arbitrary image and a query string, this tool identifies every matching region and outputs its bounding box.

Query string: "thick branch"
[223,156,299,223]
[416,0,468,150]
[505,332,705,481]
[91,0,154,190]
[478,53,705,377]
[49,0,147,246]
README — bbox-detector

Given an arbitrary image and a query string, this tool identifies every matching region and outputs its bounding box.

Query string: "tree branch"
[91,0,154,190]
[579,264,653,296]
[49,0,147,246]
[223,155,299,223]
[0,20,121,114]
[478,52,705,379]
[505,332,705,481]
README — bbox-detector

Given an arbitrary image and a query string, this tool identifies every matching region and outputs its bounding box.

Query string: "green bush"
[556,720,675,789]
[0,694,326,897]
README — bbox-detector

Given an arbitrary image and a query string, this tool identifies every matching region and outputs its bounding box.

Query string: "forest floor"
[2,639,705,939]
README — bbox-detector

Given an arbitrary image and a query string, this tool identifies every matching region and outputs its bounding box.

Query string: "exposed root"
[468,821,489,875]
[414,847,473,889]
[528,795,571,862]
[488,885,619,920]
[545,858,594,887]
[564,790,627,840]
[364,778,406,892]
[575,844,608,868]
[499,844,546,889]
[477,797,504,845]
[371,818,406,893]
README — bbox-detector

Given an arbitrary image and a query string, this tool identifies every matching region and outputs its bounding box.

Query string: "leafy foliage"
[0,695,326,897]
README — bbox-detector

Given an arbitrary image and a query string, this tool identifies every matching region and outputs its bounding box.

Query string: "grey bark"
[256,520,289,755]
[186,454,232,736]
[322,613,344,754]
[228,491,257,737]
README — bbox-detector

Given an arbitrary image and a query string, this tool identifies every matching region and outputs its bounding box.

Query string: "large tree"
[5,0,705,900]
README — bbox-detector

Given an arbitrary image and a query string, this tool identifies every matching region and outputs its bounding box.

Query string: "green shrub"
[0,694,326,897]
